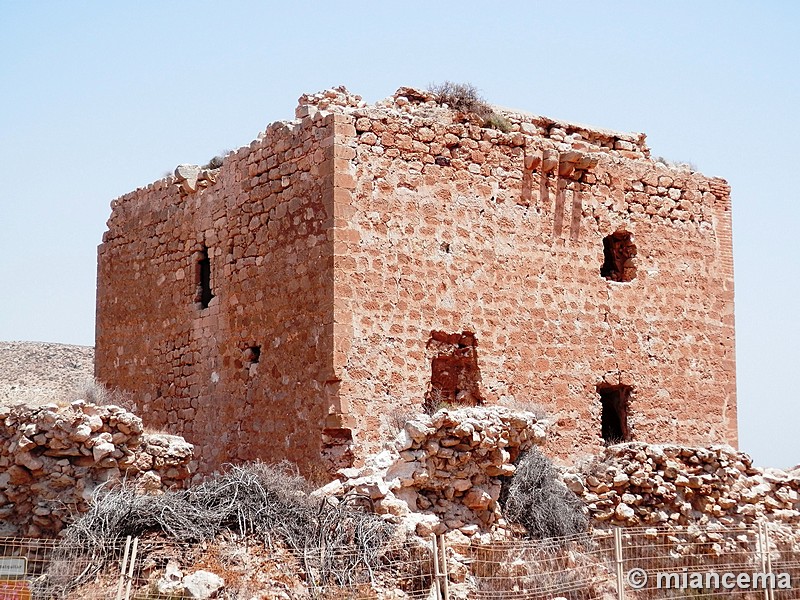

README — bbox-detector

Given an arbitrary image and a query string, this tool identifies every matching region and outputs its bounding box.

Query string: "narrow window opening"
[601,230,637,282]
[597,384,632,445]
[196,247,214,308]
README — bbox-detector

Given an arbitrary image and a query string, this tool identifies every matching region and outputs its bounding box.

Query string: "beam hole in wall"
[600,230,637,282]
[195,246,214,308]
[244,345,261,365]
[597,384,632,445]
[424,331,483,414]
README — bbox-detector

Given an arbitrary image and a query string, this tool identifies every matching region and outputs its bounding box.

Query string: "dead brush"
[382,406,418,434]
[499,396,548,420]
[500,448,589,541]
[429,81,491,117]
[428,81,512,132]
[422,385,453,416]
[35,462,395,597]
[203,150,231,170]
[73,377,135,411]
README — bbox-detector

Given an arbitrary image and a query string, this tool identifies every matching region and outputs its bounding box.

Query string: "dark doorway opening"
[597,384,632,445]
[196,247,214,308]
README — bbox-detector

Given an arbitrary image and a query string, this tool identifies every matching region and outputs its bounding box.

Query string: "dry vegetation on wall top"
[0,341,94,405]
[428,81,512,132]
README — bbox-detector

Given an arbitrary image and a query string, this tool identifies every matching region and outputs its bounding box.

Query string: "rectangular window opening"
[597,384,632,445]
[601,230,637,282]
[196,247,214,309]
[423,331,483,414]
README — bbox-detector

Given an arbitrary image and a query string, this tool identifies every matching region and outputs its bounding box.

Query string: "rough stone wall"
[318,87,736,462]
[97,85,736,474]
[323,417,799,567]
[96,113,348,474]
[0,401,193,536]
[566,443,800,530]
[317,406,546,539]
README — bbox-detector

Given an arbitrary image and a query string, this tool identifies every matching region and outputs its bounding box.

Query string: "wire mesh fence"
[615,525,763,599]
[0,522,797,599]
[467,523,800,600]
[466,530,616,599]
[1,534,436,599]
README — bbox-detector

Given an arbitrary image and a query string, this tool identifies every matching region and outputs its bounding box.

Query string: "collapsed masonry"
[4,397,798,588]
[318,406,546,539]
[0,401,193,537]
[96,85,736,476]
[566,443,800,547]
[329,407,799,546]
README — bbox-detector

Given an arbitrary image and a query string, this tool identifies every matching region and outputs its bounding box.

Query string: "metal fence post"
[763,522,775,600]
[431,534,442,599]
[757,521,770,600]
[613,527,626,600]
[123,536,139,600]
[437,533,450,600]
[115,536,132,600]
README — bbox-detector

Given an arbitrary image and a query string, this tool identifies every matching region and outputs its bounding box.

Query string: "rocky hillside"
[0,341,94,405]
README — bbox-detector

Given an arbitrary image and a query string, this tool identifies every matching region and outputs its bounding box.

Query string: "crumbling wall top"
[297,85,651,160]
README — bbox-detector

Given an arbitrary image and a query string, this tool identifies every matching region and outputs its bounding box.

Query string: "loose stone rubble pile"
[324,406,546,538]
[0,401,194,536]
[567,443,800,529]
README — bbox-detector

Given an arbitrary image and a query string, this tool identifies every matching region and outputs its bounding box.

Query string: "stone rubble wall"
[319,406,546,540]
[299,85,651,158]
[327,416,798,550]
[321,412,800,591]
[566,442,800,531]
[0,401,194,536]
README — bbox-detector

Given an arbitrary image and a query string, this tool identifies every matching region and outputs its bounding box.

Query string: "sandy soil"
[0,341,95,405]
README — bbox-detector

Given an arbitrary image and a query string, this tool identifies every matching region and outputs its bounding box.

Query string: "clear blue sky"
[1,1,797,468]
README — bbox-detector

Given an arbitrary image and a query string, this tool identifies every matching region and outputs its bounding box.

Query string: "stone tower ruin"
[95,86,737,475]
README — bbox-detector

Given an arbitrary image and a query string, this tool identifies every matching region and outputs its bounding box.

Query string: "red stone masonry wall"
[321,88,736,463]
[97,86,736,474]
[97,113,342,474]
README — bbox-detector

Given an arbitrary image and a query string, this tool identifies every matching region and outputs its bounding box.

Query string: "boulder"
[183,570,225,599]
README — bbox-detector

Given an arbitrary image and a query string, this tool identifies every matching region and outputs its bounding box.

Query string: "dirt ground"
[0,341,94,405]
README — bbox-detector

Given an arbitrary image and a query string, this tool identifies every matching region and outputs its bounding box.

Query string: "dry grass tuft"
[74,378,134,410]
[428,81,512,132]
